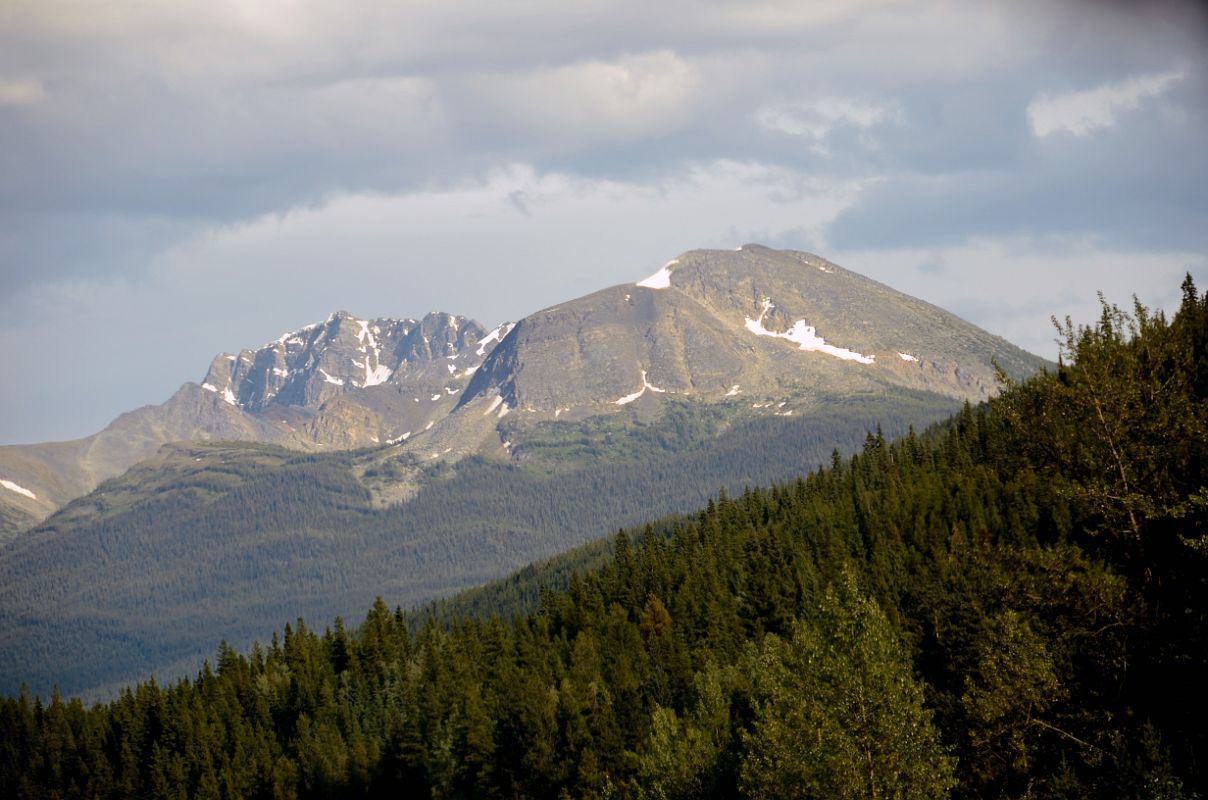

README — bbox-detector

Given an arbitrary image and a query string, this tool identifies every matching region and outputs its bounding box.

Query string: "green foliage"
[739,571,955,800]
[637,663,736,800]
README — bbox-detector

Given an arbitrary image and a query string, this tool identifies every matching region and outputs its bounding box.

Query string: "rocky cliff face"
[198,311,490,412]
[190,310,508,450]
[0,311,508,534]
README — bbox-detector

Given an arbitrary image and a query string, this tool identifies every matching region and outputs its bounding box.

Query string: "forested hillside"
[3,277,1205,798]
[0,388,955,699]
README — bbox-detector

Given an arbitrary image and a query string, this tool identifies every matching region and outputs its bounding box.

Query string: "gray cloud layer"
[1,0,1205,442]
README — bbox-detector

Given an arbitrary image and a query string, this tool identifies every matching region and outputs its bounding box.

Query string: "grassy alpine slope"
[2,278,1204,798]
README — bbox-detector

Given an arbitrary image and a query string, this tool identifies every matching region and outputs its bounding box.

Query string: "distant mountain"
[0,246,1044,538]
[196,310,501,437]
[0,310,506,537]
[0,245,1050,697]
[462,245,1032,413]
[417,245,1041,465]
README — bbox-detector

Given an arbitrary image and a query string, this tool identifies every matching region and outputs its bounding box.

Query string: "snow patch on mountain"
[352,318,394,386]
[615,387,645,405]
[476,323,514,356]
[614,369,666,405]
[271,319,321,349]
[319,369,345,386]
[636,259,678,290]
[745,299,875,364]
[355,319,376,348]
[899,352,919,362]
[1,479,36,500]
[364,362,392,387]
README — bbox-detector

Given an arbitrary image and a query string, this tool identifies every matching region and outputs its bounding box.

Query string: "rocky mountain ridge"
[0,245,1047,537]
[0,310,509,534]
[200,310,495,412]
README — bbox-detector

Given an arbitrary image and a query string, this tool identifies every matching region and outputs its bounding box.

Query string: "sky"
[1,0,1206,444]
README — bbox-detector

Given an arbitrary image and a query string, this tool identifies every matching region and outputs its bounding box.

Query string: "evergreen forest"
[3,277,1206,798]
[0,386,956,700]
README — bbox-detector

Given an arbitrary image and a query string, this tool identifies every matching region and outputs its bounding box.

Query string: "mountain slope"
[0,385,286,538]
[0,388,960,698]
[0,245,1050,696]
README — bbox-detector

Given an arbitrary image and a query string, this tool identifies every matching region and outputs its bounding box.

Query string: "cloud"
[449,51,704,149]
[827,59,1208,252]
[1,0,1206,443]
[0,161,866,442]
[135,160,865,324]
[756,97,903,156]
[1027,68,1188,137]
[831,237,1208,360]
[0,1,1082,225]
[0,79,45,105]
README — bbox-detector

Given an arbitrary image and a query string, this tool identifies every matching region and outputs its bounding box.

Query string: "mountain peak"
[460,245,1044,417]
[200,310,493,413]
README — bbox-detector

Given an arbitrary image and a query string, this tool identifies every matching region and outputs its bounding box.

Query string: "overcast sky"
[2,0,1206,444]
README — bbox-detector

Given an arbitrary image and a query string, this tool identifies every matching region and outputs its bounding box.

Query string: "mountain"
[195,309,502,447]
[0,310,506,538]
[463,245,1028,414]
[317,244,1041,467]
[0,246,1049,696]
[0,246,1041,539]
